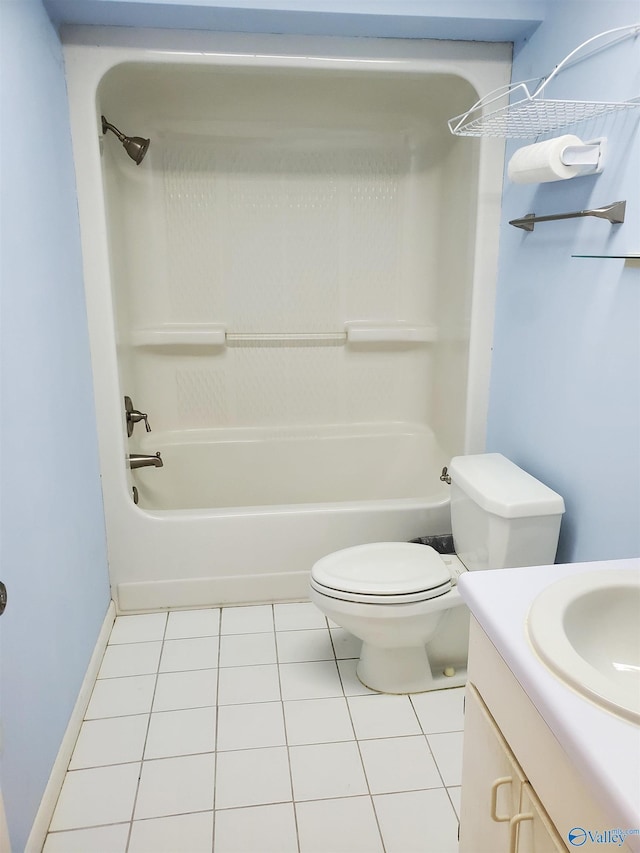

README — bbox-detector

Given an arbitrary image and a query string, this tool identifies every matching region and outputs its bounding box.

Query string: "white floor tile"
[273,602,327,631]
[336,660,376,696]
[214,803,298,853]
[448,785,462,819]
[373,788,459,853]
[214,746,291,809]
[296,796,384,853]
[144,706,217,759]
[49,763,140,831]
[129,811,214,853]
[330,627,362,659]
[85,674,156,719]
[98,642,162,679]
[221,605,273,635]
[159,636,219,672]
[359,736,442,794]
[153,668,218,712]
[43,823,130,853]
[49,601,468,853]
[276,628,334,663]
[411,686,465,734]
[219,632,277,667]
[289,741,368,801]
[283,697,354,745]
[217,702,285,751]
[279,661,343,701]
[134,753,216,819]
[69,715,148,769]
[347,694,422,740]
[109,613,167,645]
[427,731,465,787]
[165,608,220,639]
[217,664,281,705]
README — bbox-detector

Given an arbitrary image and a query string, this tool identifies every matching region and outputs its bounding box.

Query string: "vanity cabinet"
[460,683,565,852]
[459,618,632,852]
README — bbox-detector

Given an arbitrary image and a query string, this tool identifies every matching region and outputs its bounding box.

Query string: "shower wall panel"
[100,65,478,448]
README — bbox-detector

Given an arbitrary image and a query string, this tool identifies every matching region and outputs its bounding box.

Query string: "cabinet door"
[459,684,527,853]
[510,783,568,853]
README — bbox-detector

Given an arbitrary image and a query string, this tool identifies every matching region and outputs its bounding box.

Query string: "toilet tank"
[449,453,565,571]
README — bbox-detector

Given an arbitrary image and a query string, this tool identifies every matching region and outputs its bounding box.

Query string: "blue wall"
[0,1,111,849]
[43,0,544,41]
[487,2,640,562]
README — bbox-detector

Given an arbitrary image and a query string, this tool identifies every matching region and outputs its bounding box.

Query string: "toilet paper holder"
[508,135,607,185]
[559,137,606,174]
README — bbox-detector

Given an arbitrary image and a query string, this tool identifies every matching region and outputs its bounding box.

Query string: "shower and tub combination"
[63,28,510,612]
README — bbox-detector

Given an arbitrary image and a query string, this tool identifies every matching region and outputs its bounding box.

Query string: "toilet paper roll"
[508,135,584,184]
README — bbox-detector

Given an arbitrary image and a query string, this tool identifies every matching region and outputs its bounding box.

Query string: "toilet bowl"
[310,541,467,693]
[310,453,565,694]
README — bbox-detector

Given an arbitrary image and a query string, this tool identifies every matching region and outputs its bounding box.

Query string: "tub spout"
[129,452,163,469]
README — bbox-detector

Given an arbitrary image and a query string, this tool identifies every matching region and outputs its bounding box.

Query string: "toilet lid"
[311,542,450,597]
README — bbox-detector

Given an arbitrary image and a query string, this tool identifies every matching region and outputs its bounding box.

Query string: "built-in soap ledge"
[345,322,438,344]
[130,322,438,349]
[131,325,227,347]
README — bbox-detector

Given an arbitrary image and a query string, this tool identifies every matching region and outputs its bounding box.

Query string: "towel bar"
[510,200,626,231]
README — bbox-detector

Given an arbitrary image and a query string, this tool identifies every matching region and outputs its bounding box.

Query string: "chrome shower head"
[101,115,150,165]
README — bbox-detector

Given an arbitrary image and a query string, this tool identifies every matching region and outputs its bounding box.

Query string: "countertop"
[458,558,640,844]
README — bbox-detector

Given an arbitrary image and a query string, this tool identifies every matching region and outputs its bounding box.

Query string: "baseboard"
[25,601,116,853]
[117,571,310,613]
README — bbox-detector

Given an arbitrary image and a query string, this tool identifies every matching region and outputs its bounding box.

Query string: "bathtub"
[133,424,449,511]
[63,28,509,612]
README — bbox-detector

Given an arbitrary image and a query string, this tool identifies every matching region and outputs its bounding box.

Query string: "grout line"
[124,611,168,853]
[211,603,227,852]
[445,785,462,825]
[214,604,223,829]
[274,608,302,853]
[342,677,387,853]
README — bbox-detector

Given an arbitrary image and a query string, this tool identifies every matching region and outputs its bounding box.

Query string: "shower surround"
[64,28,510,612]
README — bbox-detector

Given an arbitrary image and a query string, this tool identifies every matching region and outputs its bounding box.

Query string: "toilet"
[310,453,565,694]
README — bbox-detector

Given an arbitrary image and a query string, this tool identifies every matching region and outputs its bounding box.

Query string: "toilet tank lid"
[449,453,565,518]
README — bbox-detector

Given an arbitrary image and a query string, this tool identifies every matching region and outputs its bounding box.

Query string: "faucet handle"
[130,410,151,432]
[124,396,152,436]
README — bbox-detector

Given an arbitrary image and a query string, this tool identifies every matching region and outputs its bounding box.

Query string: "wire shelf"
[451,95,640,139]
[448,24,640,139]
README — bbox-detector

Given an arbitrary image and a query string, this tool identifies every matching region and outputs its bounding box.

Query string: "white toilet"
[310,453,565,694]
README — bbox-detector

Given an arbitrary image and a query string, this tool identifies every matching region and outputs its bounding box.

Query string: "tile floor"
[44,602,464,853]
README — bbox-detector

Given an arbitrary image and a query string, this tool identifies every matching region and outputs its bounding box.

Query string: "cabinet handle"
[509,812,534,853]
[490,777,513,822]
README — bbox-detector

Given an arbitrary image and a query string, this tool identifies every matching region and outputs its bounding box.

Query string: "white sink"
[527,568,640,723]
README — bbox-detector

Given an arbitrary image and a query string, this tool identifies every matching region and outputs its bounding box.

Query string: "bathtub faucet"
[129,452,163,470]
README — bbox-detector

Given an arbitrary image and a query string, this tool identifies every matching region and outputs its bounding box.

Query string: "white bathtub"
[63,28,509,612]
[133,425,448,511]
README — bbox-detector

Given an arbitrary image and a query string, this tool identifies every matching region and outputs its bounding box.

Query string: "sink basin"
[527,569,640,723]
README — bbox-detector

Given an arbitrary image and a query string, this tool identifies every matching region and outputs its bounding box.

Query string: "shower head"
[101,115,150,165]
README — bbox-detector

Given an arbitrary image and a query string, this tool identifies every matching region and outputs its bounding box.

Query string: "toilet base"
[356,642,467,694]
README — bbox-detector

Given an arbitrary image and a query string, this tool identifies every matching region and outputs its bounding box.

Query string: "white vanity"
[457,558,640,853]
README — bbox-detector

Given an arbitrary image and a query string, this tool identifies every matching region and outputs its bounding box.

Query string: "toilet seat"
[311,542,452,604]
